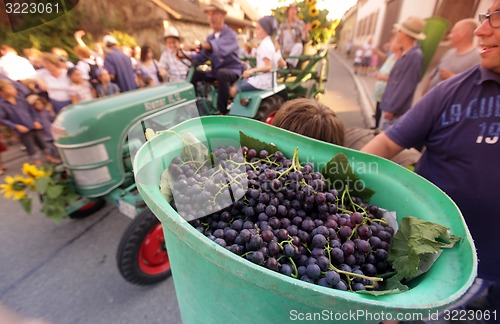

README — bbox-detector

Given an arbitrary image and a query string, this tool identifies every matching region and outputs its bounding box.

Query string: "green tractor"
[52,78,286,285]
[51,48,328,285]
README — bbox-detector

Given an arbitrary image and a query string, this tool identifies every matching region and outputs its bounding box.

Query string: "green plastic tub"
[133,116,476,324]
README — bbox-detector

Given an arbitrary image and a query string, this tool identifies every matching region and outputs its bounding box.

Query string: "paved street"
[0,48,369,324]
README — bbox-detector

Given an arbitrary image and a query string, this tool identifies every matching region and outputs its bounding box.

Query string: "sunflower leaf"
[19,198,32,214]
[35,176,51,194]
[47,185,64,199]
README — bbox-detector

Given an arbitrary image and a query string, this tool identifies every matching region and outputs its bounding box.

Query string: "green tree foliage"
[0,10,81,61]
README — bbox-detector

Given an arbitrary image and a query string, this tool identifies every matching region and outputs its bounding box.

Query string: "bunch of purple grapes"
[168,146,394,292]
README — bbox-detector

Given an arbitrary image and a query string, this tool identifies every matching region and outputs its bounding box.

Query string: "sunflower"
[306,0,317,7]
[310,19,321,31]
[22,163,47,179]
[0,175,34,200]
[309,6,319,17]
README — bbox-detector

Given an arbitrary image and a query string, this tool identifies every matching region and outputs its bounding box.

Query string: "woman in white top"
[230,16,279,97]
[34,53,72,114]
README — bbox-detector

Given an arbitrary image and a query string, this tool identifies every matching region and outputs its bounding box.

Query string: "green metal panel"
[53,82,196,197]
[134,116,476,324]
[229,84,286,118]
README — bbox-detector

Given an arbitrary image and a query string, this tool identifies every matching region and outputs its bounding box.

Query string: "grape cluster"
[167,146,394,292]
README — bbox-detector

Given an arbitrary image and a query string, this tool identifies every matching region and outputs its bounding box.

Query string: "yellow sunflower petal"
[13,190,27,200]
[4,175,15,184]
[23,177,35,187]
[311,20,321,30]
[22,163,46,179]
[309,6,319,17]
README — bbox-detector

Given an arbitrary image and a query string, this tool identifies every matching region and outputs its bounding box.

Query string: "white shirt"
[248,36,277,90]
[35,69,71,101]
[0,52,36,81]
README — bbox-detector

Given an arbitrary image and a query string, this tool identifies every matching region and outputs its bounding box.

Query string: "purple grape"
[325,270,341,286]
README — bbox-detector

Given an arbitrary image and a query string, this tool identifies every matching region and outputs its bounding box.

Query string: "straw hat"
[394,17,426,41]
[163,26,180,40]
[204,0,227,14]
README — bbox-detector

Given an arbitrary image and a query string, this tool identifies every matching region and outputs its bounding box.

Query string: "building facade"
[337,0,488,72]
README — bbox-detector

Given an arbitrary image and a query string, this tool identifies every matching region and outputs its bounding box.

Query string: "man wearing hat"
[377,16,426,130]
[182,0,243,115]
[102,35,138,92]
[276,3,310,68]
[159,26,190,82]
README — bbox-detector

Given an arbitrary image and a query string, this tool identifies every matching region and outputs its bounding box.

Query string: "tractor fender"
[229,84,286,119]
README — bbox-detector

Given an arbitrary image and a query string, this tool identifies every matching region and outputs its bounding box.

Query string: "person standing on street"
[276,3,310,68]
[421,18,480,95]
[102,35,138,92]
[361,0,500,312]
[378,17,425,130]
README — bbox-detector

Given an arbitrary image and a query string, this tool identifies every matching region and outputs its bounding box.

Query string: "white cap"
[103,35,118,45]
[163,26,180,39]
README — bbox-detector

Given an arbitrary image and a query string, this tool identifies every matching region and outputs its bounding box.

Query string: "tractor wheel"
[68,198,106,219]
[254,95,284,122]
[117,208,171,285]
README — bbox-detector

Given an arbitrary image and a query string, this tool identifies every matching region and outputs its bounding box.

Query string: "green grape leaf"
[35,176,51,194]
[320,153,375,202]
[239,131,280,155]
[388,216,461,280]
[181,132,208,163]
[160,168,173,202]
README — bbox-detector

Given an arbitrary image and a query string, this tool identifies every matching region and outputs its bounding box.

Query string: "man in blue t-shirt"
[378,16,425,130]
[362,0,500,312]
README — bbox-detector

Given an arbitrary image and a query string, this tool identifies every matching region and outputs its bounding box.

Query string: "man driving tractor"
[180,0,243,115]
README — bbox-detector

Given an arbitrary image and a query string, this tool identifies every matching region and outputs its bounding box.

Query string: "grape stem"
[329,264,383,284]
[288,257,298,278]
[277,147,301,180]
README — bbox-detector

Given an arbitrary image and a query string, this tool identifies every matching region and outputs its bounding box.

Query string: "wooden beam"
[150,0,182,20]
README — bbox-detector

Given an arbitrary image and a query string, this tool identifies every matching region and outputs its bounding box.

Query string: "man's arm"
[361,132,405,159]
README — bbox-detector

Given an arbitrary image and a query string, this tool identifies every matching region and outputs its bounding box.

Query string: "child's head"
[272,98,345,146]
[0,79,17,98]
[256,16,278,39]
[26,95,47,111]
[97,69,111,83]
[67,67,83,84]
[163,27,181,52]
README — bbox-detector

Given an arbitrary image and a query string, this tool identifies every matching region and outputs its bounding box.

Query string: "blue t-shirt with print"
[386,65,500,281]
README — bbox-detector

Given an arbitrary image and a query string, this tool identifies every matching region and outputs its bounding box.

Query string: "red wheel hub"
[138,223,170,275]
[266,111,277,125]
[79,201,96,211]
